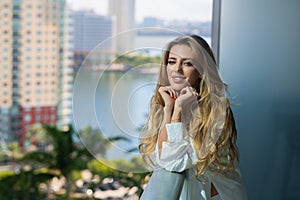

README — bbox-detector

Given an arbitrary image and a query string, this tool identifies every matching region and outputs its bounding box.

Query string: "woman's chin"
[170,84,187,92]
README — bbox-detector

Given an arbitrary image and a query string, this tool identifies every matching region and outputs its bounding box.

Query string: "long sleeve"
[148,122,196,172]
[205,169,248,200]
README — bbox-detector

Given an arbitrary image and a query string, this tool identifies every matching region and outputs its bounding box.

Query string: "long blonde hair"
[139,35,239,176]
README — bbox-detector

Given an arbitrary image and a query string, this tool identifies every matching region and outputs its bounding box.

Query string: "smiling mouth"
[172,76,186,83]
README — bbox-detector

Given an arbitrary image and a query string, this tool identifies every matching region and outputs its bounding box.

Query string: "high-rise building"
[0,0,73,149]
[109,0,135,53]
[73,11,116,70]
[73,11,116,52]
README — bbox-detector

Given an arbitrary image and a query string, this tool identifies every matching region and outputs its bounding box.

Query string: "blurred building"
[109,0,135,53]
[73,11,116,71]
[141,17,164,27]
[0,0,73,149]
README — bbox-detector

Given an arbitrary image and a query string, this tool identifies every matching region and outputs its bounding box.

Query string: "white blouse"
[142,122,247,200]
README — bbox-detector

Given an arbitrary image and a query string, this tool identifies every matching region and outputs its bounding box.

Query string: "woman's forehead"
[168,44,196,59]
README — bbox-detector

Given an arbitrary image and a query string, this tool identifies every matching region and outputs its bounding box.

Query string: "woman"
[139,35,247,200]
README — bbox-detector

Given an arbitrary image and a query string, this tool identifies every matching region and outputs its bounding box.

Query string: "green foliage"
[78,126,111,157]
[78,125,131,158]
[0,169,54,200]
[114,54,161,67]
[0,170,14,179]
[88,156,150,197]
[0,124,148,199]
[0,124,94,199]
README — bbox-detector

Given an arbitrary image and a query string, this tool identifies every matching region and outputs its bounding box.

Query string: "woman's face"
[166,44,201,92]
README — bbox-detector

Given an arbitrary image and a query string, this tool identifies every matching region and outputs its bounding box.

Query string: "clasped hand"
[158,86,198,121]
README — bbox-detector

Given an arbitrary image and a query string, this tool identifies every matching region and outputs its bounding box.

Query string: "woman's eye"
[167,60,176,65]
[184,62,193,66]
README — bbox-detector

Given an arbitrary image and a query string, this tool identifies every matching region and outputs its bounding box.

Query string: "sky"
[67,0,213,22]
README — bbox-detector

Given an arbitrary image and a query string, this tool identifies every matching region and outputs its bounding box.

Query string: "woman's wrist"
[163,106,173,123]
[171,105,181,123]
[171,118,181,123]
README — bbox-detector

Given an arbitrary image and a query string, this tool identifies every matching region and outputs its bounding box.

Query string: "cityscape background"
[0,0,213,149]
[1,0,300,200]
[0,0,213,199]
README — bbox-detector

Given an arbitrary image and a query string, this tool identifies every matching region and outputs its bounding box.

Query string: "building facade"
[0,0,73,149]
[109,0,135,53]
[73,11,116,70]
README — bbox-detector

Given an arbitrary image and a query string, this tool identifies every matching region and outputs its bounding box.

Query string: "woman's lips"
[172,76,186,83]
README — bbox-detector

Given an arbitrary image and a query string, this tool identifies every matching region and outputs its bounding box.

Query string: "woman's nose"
[175,62,183,73]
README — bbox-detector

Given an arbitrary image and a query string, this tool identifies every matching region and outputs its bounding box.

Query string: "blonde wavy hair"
[139,35,239,177]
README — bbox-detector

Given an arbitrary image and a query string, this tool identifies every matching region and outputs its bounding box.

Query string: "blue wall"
[219,0,300,199]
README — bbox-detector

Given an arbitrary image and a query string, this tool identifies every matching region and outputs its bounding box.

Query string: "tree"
[20,124,93,198]
[0,169,55,200]
[88,156,150,197]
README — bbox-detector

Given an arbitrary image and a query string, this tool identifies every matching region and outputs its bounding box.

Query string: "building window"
[36,114,41,121]
[35,89,41,94]
[24,114,31,122]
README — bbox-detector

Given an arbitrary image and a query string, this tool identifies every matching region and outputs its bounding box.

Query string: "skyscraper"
[73,11,116,70]
[109,0,135,53]
[73,11,116,52]
[0,0,73,149]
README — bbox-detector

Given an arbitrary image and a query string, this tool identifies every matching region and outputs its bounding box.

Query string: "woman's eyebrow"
[168,57,193,60]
